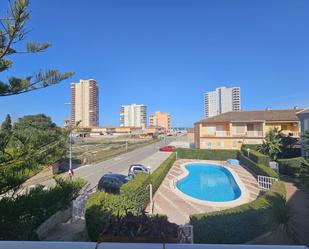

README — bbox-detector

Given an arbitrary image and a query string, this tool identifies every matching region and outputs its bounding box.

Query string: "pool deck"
[146,159,261,225]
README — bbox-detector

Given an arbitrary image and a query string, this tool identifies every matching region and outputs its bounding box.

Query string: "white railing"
[0,241,307,249]
[258,175,278,190]
[215,131,230,136]
[246,131,263,137]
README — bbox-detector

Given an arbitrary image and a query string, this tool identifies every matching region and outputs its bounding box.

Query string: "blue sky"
[0,0,308,127]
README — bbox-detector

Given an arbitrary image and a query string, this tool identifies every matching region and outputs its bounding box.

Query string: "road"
[42,136,176,188]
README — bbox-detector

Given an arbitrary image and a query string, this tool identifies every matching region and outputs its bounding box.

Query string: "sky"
[0,0,309,127]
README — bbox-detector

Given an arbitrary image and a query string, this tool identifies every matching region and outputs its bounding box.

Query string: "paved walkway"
[147,159,261,224]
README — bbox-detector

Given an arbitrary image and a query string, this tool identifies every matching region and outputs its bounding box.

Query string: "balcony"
[281,131,300,137]
[215,131,230,136]
[246,131,264,137]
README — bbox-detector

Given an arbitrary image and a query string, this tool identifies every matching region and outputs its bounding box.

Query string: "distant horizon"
[1,0,308,127]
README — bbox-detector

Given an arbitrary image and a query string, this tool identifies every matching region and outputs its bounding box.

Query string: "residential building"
[71,79,99,127]
[195,109,301,150]
[204,86,241,118]
[120,104,147,128]
[296,108,309,157]
[149,111,171,130]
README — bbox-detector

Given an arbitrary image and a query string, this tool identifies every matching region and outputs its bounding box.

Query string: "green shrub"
[278,157,307,177]
[151,153,176,193]
[279,148,302,159]
[241,144,260,151]
[85,153,177,241]
[190,181,286,244]
[120,173,150,214]
[241,148,270,166]
[0,177,86,240]
[176,148,238,160]
[237,151,278,177]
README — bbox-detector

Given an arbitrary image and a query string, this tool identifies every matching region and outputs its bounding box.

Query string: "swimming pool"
[176,163,242,202]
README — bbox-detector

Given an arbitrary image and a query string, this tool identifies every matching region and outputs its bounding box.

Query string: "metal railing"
[246,131,264,137]
[258,175,278,190]
[0,241,307,249]
[215,131,230,136]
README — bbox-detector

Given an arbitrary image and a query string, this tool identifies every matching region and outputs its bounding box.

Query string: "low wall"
[36,205,72,240]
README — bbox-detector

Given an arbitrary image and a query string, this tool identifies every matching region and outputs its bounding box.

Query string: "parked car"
[159,146,176,152]
[128,164,151,176]
[97,173,130,193]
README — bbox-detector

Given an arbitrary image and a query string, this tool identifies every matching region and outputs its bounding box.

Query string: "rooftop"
[196,109,302,124]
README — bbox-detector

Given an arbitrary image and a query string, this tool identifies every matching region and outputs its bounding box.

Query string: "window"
[206,126,215,133]
[218,141,224,148]
[232,140,237,149]
[207,142,212,149]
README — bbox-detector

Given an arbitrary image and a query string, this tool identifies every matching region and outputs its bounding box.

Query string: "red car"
[159,146,176,152]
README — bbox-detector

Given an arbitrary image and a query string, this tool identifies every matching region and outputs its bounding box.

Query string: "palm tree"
[258,128,283,160]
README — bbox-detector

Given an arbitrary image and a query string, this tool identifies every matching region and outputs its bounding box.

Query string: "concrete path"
[147,159,260,224]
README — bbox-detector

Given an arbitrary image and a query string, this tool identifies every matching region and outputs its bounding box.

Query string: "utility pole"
[65,103,74,180]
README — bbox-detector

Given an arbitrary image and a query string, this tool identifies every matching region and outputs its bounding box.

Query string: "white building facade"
[120,104,147,128]
[204,86,241,118]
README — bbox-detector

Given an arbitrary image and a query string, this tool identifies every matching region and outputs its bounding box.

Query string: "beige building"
[149,111,171,130]
[71,79,99,127]
[195,109,301,150]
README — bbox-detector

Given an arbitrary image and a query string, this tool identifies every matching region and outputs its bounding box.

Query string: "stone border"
[169,160,251,208]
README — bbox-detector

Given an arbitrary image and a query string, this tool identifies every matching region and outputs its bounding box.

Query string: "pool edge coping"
[169,160,251,208]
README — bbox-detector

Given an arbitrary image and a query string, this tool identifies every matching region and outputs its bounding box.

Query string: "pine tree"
[0,0,74,96]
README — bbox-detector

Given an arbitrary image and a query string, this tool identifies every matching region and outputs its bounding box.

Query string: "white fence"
[0,241,307,249]
[257,175,278,190]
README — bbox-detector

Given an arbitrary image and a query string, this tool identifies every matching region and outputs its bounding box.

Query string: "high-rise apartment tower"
[204,86,240,118]
[71,79,99,127]
[120,104,147,128]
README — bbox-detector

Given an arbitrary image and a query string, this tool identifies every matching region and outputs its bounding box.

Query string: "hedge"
[120,173,151,214]
[85,153,176,241]
[278,157,308,177]
[0,177,86,240]
[176,148,238,161]
[241,148,270,166]
[190,181,286,244]
[237,151,278,178]
[151,153,176,193]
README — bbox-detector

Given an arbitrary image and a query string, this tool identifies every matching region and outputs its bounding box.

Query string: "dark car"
[97,173,130,194]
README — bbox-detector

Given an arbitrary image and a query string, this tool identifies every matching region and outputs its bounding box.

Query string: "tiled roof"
[196,109,302,124]
[296,108,309,115]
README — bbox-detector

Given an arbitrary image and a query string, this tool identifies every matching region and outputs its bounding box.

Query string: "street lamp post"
[65,103,74,180]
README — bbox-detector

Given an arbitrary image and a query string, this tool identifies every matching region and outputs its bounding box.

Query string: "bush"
[176,148,238,161]
[278,157,308,177]
[120,173,150,214]
[0,177,86,240]
[241,148,270,166]
[279,148,302,159]
[241,144,260,151]
[151,153,176,193]
[86,153,177,241]
[237,151,278,178]
[190,181,286,244]
[97,213,178,243]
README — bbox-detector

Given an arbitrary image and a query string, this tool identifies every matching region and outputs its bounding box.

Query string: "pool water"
[176,163,241,202]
